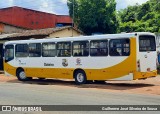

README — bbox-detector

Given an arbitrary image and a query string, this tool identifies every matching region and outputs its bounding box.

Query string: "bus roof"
[4,32,155,45]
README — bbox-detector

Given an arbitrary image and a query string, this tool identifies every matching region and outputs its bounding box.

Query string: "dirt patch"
[0,74,160,95]
[0,74,18,82]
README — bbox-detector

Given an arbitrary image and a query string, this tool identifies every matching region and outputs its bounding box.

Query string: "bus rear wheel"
[74,70,87,85]
[16,69,31,81]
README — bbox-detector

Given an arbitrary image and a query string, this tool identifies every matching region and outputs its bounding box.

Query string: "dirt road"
[0,74,160,114]
[0,74,160,95]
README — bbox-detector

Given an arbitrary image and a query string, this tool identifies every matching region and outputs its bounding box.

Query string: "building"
[0,26,83,70]
[0,6,72,30]
[0,22,27,34]
[0,6,75,70]
[0,26,83,40]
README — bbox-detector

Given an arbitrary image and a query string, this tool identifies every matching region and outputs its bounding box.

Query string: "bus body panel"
[4,32,157,81]
[137,34,157,72]
[138,52,157,72]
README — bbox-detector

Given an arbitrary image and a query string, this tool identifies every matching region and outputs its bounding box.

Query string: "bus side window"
[90,40,108,56]
[72,41,89,57]
[42,42,56,57]
[109,39,130,56]
[57,42,71,57]
[122,39,130,56]
[29,43,41,57]
[15,44,28,57]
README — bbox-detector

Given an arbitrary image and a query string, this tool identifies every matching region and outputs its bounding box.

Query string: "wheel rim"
[77,73,84,83]
[19,71,26,79]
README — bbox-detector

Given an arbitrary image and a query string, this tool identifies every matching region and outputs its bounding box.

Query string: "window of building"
[15,44,28,57]
[57,42,71,57]
[109,39,130,56]
[90,40,108,56]
[42,43,56,57]
[73,41,89,56]
[29,43,41,57]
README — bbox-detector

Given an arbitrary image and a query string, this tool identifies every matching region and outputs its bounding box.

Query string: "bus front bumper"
[133,70,157,80]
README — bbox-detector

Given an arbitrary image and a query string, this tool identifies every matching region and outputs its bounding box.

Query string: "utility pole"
[72,0,74,37]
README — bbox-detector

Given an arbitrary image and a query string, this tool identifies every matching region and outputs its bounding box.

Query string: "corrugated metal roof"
[9,26,83,38]
[0,26,83,40]
[0,33,18,39]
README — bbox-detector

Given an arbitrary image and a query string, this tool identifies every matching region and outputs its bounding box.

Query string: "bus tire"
[74,70,87,85]
[16,69,31,81]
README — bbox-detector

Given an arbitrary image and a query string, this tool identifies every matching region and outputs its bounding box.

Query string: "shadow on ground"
[6,78,155,90]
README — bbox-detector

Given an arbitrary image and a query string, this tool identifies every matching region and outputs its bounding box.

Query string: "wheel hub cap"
[19,71,26,79]
[77,73,84,82]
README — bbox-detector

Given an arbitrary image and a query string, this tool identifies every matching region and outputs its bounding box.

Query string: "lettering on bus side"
[44,63,54,66]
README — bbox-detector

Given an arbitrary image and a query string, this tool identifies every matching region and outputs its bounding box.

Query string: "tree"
[118,0,160,33]
[67,0,118,35]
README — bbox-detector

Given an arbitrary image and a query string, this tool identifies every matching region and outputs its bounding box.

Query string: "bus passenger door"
[0,44,3,70]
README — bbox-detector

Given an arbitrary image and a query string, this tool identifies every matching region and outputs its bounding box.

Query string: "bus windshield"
[139,35,156,52]
[5,45,14,62]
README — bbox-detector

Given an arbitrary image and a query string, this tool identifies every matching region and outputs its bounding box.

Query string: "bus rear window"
[139,35,156,52]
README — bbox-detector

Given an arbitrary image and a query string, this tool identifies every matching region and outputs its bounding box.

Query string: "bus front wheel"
[16,69,31,81]
[74,70,87,85]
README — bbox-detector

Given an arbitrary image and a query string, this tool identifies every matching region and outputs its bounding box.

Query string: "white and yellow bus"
[4,32,157,84]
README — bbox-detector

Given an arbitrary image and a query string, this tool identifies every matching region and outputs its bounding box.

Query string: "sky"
[0,0,149,15]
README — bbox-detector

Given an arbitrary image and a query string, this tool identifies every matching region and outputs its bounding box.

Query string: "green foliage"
[67,0,159,34]
[118,0,160,33]
[67,0,118,35]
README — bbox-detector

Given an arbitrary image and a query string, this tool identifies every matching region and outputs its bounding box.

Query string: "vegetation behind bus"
[118,0,160,33]
[67,0,159,34]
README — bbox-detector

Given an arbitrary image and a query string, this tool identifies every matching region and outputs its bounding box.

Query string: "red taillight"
[137,60,140,71]
[137,60,140,68]
[147,68,151,72]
